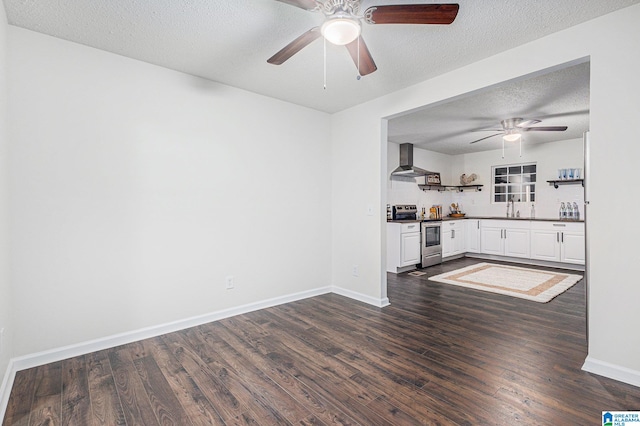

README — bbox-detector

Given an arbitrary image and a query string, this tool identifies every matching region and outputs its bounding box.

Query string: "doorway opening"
[382,58,590,340]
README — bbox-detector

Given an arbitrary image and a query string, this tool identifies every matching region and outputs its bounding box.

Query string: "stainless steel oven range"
[421,221,442,268]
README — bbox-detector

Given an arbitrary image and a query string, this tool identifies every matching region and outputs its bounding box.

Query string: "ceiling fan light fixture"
[321,18,361,45]
[503,133,521,142]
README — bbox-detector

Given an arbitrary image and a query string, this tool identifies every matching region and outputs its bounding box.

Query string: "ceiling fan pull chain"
[357,35,361,80]
[502,137,505,159]
[323,37,327,90]
[520,137,522,157]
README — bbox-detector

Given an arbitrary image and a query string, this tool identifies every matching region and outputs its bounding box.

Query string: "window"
[493,163,536,203]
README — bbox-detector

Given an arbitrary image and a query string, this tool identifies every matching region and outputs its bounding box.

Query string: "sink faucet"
[507,198,514,218]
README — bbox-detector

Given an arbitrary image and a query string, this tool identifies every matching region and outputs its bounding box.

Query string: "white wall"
[7,28,332,356]
[451,138,584,219]
[332,4,640,385]
[0,3,11,387]
[388,139,584,220]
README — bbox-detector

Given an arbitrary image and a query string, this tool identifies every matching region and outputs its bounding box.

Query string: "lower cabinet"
[466,219,481,253]
[401,231,421,265]
[480,220,531,259]
[442,220,465,258]
[404,218,585,268]
[387,222,421,273]
[530,221,585,265]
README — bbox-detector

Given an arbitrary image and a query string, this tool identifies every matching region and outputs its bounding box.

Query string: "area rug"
[429,262,582,303]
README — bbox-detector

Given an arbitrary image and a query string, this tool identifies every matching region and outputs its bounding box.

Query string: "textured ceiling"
[388,61,590,155]
[3,0,639,114]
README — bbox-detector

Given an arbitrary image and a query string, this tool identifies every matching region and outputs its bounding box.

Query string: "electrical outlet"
[352,265,359,277]
[366,205,374,216]
[225,276,235,290]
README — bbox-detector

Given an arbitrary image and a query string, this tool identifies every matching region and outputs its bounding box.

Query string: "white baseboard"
[582,356,640,388]
[0,284,391,420]
[465,253,585,272]
[0,360,17,423]
[331,285,390,308]
[2,286,331,384]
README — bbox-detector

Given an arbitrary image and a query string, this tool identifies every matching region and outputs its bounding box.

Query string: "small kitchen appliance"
[392,205,417,221]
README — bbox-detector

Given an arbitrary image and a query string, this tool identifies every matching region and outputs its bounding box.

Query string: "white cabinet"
[442,220,465,258]
[480,220,530,259]
[480,225,504,256]
[466,219,481,253]
[387,222,421,273]
[530,222,585,265]
[561,230,585,264]
[401,231,421,265]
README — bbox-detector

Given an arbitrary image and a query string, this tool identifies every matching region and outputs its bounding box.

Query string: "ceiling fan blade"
[469,133,502,144]
[364,4,459,25]
[267,27,321,65]
[517,119,541,128]
[521,126,568,132]
[345,37,377,76]
[275,0,318,10]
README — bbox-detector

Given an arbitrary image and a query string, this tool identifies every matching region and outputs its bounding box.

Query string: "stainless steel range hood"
[390,143,433,178]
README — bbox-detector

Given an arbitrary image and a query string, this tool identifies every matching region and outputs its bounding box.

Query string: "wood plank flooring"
[4,258,640,425]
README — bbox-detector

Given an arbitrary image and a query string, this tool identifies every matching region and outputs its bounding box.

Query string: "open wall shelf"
[547,179,584,188]
[419,184,483,193]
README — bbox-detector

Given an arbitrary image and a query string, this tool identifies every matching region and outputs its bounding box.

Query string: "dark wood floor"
[4,257,640,425]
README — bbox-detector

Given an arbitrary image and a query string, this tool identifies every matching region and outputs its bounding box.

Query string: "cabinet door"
[401,232,421,266]
[466,220,481,253]
[480,227,504,256]
[441,229,454,258]
[504,228,530,258]
[452,223,466,255]
[530,229,560,262]
[561,231,585,265]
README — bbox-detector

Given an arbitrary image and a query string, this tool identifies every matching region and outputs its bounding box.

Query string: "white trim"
[4,285,331,376]
[0,284,390,419]
[0,360,17,423]
[331,285,390,308]
[465,253,585,272]
[582,356,640,388]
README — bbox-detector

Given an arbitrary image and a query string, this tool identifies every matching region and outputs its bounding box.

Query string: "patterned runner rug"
[429,262,582,303]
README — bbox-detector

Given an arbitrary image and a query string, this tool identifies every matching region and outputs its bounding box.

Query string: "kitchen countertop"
[445,216,584,223]
[388,216,584,223]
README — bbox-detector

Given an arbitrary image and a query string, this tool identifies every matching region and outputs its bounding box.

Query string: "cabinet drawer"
[530,221,584,232]
[401,223,420,233]
[443,220,463,228]
[481,219,530,230]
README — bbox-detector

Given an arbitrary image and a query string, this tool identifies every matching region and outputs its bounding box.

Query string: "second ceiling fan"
[268,0,459,76]
[469,118,568,144]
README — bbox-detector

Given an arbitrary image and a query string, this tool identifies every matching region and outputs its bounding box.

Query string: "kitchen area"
[386,141,586,274]
[385,62,589,276]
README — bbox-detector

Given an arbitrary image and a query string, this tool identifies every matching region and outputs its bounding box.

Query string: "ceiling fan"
[268,0,459,76]
[469,118,568,144]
